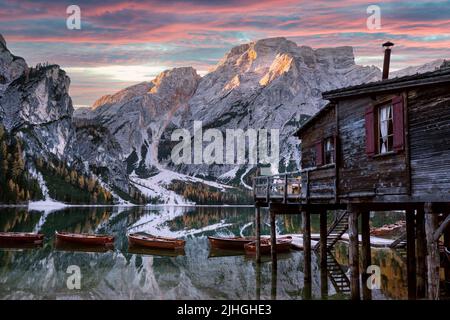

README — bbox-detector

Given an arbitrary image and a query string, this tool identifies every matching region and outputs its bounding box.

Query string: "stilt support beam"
[406,209,417,300]
[416,207,427,299]
[348,204,360,300]
[361,210,372,300]
[319,210,328,299]
[302,209,312,299]
[425,203,440,300]
[255,206,261,264]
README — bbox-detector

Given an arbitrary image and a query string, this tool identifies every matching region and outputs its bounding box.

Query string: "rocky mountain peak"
[149,66,200,96]
[0,34,28,94]
[0,34,6,48]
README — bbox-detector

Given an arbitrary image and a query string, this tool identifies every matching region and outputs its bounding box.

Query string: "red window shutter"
[365,105,376,157]
[392,95,405,151]
[315,140,323,166]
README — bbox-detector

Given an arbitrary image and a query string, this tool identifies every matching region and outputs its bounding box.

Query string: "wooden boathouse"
[253,43,450,300]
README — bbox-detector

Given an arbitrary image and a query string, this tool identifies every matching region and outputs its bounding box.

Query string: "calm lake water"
[0,206,408,300]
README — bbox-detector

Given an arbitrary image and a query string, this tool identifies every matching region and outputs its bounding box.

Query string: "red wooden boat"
[208,236,255,250]
[0,232,44,244]
[128,233,185,250]
[244,236,293,255]
[55,231,114,246]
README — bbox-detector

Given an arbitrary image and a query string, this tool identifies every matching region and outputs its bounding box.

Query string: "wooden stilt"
[255,206,261,264]
[270,208,277,270]
[424,203,440,300]
[444,218,450,297]
[406,209,417,300]
[319,210,328,299]
[255,262,261,300]
[348,204,360,300]
[302,210,312,282]
[416,207,427,299]
[361,210,372,300]
[271,260,277,300]
[302,209,312,299]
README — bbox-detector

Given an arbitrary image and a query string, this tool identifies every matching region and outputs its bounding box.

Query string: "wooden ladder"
[326,250,351,294]
[314,211,349,252]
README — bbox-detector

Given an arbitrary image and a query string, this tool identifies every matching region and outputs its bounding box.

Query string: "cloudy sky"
[1,0,449,107]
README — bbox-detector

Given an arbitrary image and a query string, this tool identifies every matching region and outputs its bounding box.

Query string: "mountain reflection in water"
[0,206,406,300]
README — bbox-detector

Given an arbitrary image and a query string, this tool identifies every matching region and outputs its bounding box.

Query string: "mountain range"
[0,34,445,204]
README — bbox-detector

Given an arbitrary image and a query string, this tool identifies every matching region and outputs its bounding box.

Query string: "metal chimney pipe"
[382,41,394,80]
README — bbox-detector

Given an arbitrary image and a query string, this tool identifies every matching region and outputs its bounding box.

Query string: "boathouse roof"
[322,64,450,100]
[296,64,450,137]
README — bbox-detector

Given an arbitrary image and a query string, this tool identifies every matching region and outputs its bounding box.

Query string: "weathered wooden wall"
[300,106,336,200]
[297,79,450,204]
[408,84,450,201]
[338,94,409,198]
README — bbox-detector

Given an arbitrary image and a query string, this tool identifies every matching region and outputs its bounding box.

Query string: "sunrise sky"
[1,0,449,107]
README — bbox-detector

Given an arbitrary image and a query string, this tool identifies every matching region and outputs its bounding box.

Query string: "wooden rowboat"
[0,232,44,244]
[55,231,114,246]
[244,236,293,255]
[128,233,185,250]
[208,236,255,250]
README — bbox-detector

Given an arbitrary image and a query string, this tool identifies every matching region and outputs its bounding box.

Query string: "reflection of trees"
[333,244,407,299]
[167,207,255,234]
[0,208,41,232]
[39,207,113,235]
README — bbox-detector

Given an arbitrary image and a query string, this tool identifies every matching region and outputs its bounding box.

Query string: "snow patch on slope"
[130,168,233,205]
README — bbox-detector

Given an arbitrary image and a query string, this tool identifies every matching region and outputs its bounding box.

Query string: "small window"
[378,104,393,154]
[324,137,335,164]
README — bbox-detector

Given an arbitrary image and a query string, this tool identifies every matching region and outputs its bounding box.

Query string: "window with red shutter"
[365,106,376,157]
[392,95,405,151]
[315,140,323,166]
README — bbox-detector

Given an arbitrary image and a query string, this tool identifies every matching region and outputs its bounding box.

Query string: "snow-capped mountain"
[0,35,129,197]
[75,37,381,191]
[1,33,447,204]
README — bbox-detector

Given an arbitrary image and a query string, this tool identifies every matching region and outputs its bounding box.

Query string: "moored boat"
[244,236,293,255]
[55,231,114,246]
[208,236,255,250]
[0,232,44,244]
[128,233,185,250]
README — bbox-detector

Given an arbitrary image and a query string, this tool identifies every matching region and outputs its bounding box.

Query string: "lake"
[0,206,408,300]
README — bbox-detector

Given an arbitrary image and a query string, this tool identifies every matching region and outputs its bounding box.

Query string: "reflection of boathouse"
[253,43,450,300]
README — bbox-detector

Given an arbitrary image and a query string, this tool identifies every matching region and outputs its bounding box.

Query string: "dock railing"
[253,171,302,204]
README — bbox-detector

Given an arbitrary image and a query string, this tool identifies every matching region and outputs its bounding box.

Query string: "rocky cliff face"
[0,35,129,196]
[0,37,72,159]
[77,37,381,188]
[177,38,381,178]
[75,67,201,177]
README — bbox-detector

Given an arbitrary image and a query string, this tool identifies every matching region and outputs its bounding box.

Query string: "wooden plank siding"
[255,68,450,206]
[337,94,409,199]
[408,84,450,201]
[299,81,450,204]
[300,106,337,201]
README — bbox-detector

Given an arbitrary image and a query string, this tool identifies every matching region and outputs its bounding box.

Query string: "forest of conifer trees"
[0,125,43,203]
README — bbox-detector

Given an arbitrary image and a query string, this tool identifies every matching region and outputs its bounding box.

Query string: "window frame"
[377,103,394,155]
[323,136,335,165]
